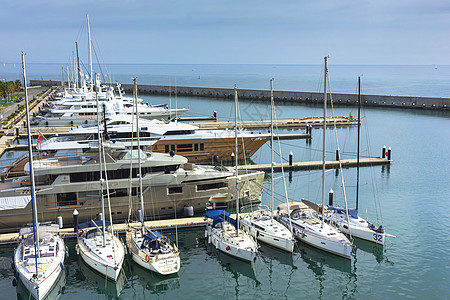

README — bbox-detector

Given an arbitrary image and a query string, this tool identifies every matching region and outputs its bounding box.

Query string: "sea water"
[0,64,449,299]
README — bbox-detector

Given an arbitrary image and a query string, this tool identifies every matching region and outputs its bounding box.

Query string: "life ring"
[145,254,150,262]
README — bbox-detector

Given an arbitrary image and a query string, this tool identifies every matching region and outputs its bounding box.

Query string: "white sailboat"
[323,77,386,245]
[277,57,353,259]
[205,86,259,262]
[76,74,125,281]
[240,79,295,252]
[13,52,66,300]
[126,78,180,275]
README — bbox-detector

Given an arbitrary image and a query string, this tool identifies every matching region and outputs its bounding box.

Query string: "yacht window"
[194,144,198,151]
[165,145,169,153]
[57,192,77,206]
[200,143,204,151]
[197,182,226,191]
[177,144,193,152]
[168,187,183,194]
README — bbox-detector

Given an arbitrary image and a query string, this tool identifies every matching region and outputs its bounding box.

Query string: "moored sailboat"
[240,79,295,252]
[76,77,125,281]
[126,78,180,275]
[205,86,259,262]
[319,77,387,245]
[13,52,66,300]
[277,57,353,259]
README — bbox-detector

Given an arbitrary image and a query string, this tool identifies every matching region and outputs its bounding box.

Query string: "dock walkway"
[238,157,391,171]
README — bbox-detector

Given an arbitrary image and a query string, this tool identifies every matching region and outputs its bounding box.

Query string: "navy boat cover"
[205,210,238,229]
[327,206,359,219]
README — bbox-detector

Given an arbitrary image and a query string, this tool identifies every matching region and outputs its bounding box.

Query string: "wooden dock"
[191,116,358,130]
[238,157,391,171]
[0,214,252,244]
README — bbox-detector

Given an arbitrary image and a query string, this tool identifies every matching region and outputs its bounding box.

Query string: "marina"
[0,62,448,299]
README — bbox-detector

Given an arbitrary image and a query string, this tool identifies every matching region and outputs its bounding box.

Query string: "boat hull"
[336,222,385,245]
[205,226,257,262]
[14,237,65,300]
[278,216,352,259]
[77,235,124,281]
[241,222,294,253]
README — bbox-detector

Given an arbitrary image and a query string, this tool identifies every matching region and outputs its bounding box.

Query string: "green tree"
[14,80,22,92]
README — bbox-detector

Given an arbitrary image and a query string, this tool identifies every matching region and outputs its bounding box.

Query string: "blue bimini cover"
[205,210,238,229]
[142,231,166,250]
[143,231,164,242]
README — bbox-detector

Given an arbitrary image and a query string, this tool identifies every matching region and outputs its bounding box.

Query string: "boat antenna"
[96,73,106,247]
[87,14,93,91]
[22,52,40,274]
[234,85,239,236]
[356,76,361,211]
[321,56,328,228]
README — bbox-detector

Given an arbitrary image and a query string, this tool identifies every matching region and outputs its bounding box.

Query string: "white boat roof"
[70,115,199,135]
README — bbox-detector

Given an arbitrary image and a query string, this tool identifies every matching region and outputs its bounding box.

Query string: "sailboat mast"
[270,79,274,218]
[76,42,82,89]
[95,79,106,247]
[321,56,328,228]
[234,85,239,236]
[133,78,145,226]
[356,76,361,211]
[87,14,93,90]
[22,52,40,272]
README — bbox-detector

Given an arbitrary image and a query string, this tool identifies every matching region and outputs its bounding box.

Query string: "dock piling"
[382,145,386,158]
[73,209,79,233]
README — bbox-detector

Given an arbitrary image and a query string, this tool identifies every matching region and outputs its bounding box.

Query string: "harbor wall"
[30,80,450,111]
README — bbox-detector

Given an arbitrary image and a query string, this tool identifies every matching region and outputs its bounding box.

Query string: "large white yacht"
[0,149,264,232]
[39,114,270,163]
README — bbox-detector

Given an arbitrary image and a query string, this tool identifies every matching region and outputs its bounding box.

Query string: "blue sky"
[1,0,449,65]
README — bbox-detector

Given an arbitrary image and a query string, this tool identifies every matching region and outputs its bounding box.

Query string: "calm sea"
[0,64,449,299]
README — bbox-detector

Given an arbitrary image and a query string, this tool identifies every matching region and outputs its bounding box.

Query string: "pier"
[0,215,227,244]
[238,157,391,172]
[30,80,450,111]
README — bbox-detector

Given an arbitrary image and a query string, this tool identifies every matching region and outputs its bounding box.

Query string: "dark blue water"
[0,64,449,299]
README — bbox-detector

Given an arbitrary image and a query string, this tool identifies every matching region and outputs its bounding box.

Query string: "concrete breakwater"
[30,80,450,111]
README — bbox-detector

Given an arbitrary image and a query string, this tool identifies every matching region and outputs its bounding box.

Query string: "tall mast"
[76,42,82,89]
[87,14,93,90]
[133,78,145,227]
[234,85,239,236]
[270,79,274,218]
[356,76,361,211]
[95,75,106,247]
[22,52,39,273]
[321,56,328,228]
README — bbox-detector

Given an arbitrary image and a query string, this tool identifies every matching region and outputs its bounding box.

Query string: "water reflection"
[75,256,125,299]
[296,243,356,299]
[353,238,394,265]
[126,256,180,296]
[205,244,259,283]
